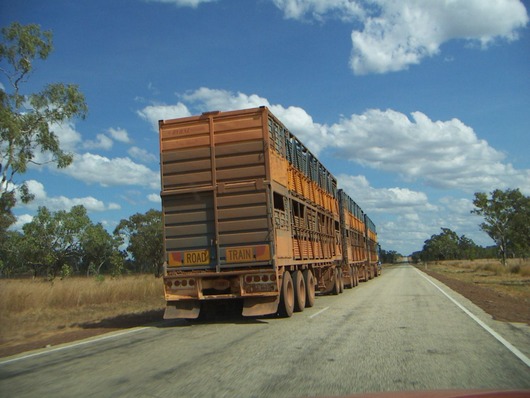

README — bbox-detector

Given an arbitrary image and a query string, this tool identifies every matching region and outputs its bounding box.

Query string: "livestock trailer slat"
[159,107,379,320]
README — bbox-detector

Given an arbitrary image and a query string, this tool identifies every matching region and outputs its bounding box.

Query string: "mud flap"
[242,296,279,317]
[164,300,201,319]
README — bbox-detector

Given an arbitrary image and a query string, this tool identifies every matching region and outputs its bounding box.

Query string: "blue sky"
[1,0,529,255]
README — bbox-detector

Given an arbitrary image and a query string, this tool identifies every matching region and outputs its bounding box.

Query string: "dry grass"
[421,258,530,300]
[0,275,165,348]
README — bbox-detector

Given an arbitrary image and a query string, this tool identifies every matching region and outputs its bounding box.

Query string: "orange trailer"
[159,107,378,319]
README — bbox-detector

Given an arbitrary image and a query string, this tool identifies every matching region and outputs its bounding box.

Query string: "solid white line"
[309,306,329,319]
[415,268,530,368]
[0,326,150,367]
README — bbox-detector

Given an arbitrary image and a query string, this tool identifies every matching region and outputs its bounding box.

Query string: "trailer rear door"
[159,108,274,272]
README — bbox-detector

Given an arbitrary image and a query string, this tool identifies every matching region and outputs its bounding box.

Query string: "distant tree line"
[411,189,529,265]
[379,249,403,264]
[0,205,164,278]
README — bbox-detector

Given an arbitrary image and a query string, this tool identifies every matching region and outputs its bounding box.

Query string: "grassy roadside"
[1,260,529,358]
[413,258,530,325]
[0,275,165,357]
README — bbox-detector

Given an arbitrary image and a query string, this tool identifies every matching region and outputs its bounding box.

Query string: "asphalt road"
[1,265,529,398]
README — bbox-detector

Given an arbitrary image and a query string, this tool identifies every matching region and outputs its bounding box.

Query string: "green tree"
[0,230,25,277]
[472,188,530,265]
[114,209,164,277]
[458,235,479,260]
[22,205,91,277]
[379,249,401,264]
[421,228,460,262]
[0,22,88,229]
[80,223,123,276]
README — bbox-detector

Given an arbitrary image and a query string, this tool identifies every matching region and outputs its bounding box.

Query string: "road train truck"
[159,107,378,319]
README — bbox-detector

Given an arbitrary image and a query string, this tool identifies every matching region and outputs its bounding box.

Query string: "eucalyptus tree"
[22,205,91,277]
[0,22,87,228]
[114,209,164,276]
[472,189,530,265]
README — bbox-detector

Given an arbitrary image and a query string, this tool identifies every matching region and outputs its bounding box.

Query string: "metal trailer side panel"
[267,113,342,293]
[159,108,280,318]
[338,189,368,266]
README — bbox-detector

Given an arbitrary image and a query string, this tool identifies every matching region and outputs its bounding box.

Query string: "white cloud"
[11,214,34,231]
[83,133,113,150]
[183,87,269,112]
[182,87,329,154]
[350,0,529,74]
[49,121,83,152]
[128,146,158,163]
[137,103,191,132]
[270,0,529,74]
[108,127,131,143]
[146,88,530,195]
[19,180,121,212]
[328,109,530,193]
[60,152,160,189]
[272,0,364,21]
[145,0,217,7]
[147,193,161,203]
[337,174,436,214]
[334,175,493,254]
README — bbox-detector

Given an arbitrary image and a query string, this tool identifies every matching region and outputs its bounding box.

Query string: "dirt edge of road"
[419,267,530,325]
[1,266,528,359]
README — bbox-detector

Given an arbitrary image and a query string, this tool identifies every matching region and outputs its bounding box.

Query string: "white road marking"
[309,306,329,319]
[0,326,150,366]
[416,268,530,368]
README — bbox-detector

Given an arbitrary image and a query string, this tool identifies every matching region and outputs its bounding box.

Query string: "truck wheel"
[279,271,294,317]
[332,268,340,295]
[303,269,315,308]
[292,270,306,312]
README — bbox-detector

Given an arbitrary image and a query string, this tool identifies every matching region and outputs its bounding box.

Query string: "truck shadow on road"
[78,302,269,331]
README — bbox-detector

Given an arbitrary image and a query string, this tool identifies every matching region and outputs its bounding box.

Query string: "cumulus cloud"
[137,103,191,132]
[337,174,436,214]
[11,214,34,231]
[108,127,131,143]
[271,0,529,74]
[19,180,121,212]
[335,175,493,254]
[183,88,329,154]
[350,1,529,74]
[49,121,83,152]
[328,109,530,193]
[147,193,161,203]
[128,146,158,163]
[273,0,365,21]
[139,88,530,194]
[60,153,160,189]
[83,133,113,150]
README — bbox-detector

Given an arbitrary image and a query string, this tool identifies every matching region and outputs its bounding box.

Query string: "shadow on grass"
[77,309,166,330]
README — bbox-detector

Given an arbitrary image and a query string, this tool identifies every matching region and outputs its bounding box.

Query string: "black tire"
[292,270,306,312]
[278,271,294,317]
[303,269,316,308]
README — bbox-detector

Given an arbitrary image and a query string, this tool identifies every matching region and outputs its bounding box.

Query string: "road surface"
[1,264,529,397]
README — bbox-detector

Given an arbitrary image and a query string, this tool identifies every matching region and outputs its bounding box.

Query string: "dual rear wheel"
[278,269,316,317]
